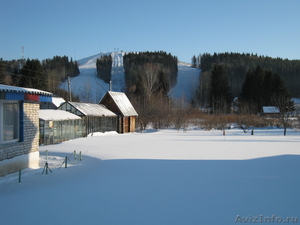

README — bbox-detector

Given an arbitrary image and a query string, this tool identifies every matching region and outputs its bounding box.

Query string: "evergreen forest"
[196,52,300,110]
[96,55,112,83]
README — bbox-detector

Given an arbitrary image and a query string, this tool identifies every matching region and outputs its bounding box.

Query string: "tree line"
[197,52,300,100]
[0,56,80,100]
[195,52,300,112]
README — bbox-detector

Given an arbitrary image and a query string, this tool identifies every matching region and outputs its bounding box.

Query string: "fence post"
[65,156,68,168]
[79,151,82,161]
[19,170,21,183]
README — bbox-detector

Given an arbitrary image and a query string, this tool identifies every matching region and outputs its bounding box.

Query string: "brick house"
[0,84,52,177]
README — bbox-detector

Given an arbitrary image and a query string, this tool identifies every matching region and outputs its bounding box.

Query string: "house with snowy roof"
[57,101,117,136]
[0,84,52,176]
[99,91,138,133]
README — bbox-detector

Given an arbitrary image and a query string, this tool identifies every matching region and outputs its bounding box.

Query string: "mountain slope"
[60,52,200,103]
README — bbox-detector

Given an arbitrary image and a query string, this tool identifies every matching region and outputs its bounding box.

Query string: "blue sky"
[1,0,299,63]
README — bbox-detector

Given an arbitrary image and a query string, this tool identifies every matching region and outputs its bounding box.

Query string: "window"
[0,101,20,144]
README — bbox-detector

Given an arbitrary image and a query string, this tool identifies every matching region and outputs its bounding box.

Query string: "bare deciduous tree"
[271,94,294,136]
[138,63,161,99]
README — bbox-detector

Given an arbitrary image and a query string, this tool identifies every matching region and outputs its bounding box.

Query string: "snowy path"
[1,128,300,225]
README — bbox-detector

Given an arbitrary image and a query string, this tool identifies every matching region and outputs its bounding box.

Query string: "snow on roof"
[0,84,52,96]
[68,102,117,117]
[104,91,138,116]
[263,106,280,113]
[292,98,300,104]
[52,97,65,107]
[39,110,81,121]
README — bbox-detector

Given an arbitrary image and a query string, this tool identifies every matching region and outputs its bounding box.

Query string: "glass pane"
[3,103,19,141]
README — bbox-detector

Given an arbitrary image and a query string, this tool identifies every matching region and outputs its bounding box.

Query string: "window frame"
[0,100,21,144]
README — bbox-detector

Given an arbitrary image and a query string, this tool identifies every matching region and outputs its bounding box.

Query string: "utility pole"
[109,80,113,91]
[68,76,72,101]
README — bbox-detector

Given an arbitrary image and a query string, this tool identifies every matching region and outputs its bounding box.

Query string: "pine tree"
[210,65,232,114]
[20,59,47,90]
[191,55,197,67]
[0,58,6,84]
[240,66,265,113]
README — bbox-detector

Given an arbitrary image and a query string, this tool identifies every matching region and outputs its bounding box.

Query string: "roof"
[100,91,138,116]
[67,102,117,117]
[263,106,280,113]
[39,110,81,121]
[52,97,65,107]
[0,84,52,96]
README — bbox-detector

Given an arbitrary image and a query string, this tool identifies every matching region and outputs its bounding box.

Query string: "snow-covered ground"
[1,128,300,225]
[60,52,200,103]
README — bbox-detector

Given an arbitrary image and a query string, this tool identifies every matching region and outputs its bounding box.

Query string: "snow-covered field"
[1,128,300,225]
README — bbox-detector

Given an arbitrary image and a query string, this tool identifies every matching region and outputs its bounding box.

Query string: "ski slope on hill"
[60,52,200,103]
[60,52,125,103]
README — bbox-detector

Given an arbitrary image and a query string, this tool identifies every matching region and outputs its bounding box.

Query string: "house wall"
[130,116,136,132]
[84,116,117,136]
[0,101,40,176]
[118,116,136,133]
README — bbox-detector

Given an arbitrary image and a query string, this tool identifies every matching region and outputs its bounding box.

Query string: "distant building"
[0,84,52,176]
[262,106,280,117]
[58,101,117,136]
[100,91,138,133]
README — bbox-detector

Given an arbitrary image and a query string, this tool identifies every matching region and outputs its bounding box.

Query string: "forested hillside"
[123,51,178,96]
[0,56,80,100]
[198,53,300,107]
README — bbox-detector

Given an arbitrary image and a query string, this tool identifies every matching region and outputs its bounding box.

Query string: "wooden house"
[0,84,52,176]
[100,91,138,133]
[58,102,117,136]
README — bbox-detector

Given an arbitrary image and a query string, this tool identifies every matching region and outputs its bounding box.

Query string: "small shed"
[39,110,83,145]
[262,106,280,117]
[100,91,138,133]
[58,102,117,136]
